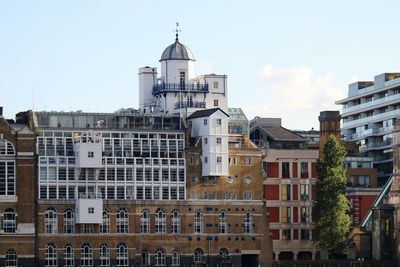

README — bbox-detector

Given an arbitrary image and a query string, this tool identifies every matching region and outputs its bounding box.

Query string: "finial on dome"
[174,22,182,41]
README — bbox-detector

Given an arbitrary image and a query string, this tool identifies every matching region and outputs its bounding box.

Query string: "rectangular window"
[300,162,308,178]
[213,81,218,88]
[301,229,310,240]
[216,118,222,126]
[282,162,290,178]
[204,156,208,163]
[243,191,253,200]
[281,185,291,200]
[282,229,291,240]
[301,207,310,223]
[203,119,207,125]
[216,137,222,144]
[214,99,219,106]
[88,207,94,214]
[88,151,94,158]
[217,156,222,163]
[204,138,208,144]
[229,157,237,166]
[300,184,309,200]
[281,207,291,223]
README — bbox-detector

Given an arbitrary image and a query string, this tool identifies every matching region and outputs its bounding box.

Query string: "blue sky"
[1,1,399,129]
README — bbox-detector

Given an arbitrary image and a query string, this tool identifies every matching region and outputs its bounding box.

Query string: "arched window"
[63,209,74,234]
[0,139,15,155]
[219,248,230,261]
[172,209,181,234]
[45,208,58,234]
[155,208,166,234]
[193,248,204,263]
[244,211,253,234]
[100,208,110,233]
[171,250,181,267]
[219,210,228,234]
[155,248,166,267]
[45,243,57,267]
[0,139,16,196]
[194,210,202,234]
[5,249,17,267]
[64,245,74,267]
[141,250,150,266]
[116,208,128,233]
[116,243,128,267]
[81,243,93,266]
[141,209,150,233]
[3,208,16,233]
[99,244,110,267]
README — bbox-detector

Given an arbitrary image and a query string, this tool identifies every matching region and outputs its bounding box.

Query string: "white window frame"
[116,208,128,234]
[219,211,228,234]
[99,244,110,267]
[155,208,167,234]
[45,208,58,234]
[194,210,202,234]
[63,245,74,267]
[116,243,128,267]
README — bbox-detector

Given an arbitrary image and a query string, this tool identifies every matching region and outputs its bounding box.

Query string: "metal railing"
[153,83,209,94]
[174,101,206,109]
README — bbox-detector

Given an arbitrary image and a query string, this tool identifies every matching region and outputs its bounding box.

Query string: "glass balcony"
[153,83,209,95]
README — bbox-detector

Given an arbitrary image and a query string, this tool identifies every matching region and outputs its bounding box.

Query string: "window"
[45,208,58,234]
[216,118,222,126]
[155,208,167,234]
[172,250,181,266]
[281,207,291,223]
[45,243,57,267]
[242,157,252,166]
[116,243,128,267]
[301,207,310,223]
[300,184,309,200]
[229,157,237,166]
[63,209,74,234]
[282,229,291,240]
[64,245,74,267]
[172,210,181,234]
[203,119,207,125]
[81,224,94,234]
[281,184,291,200]
[141,250,150,266]
[204,156,208,163]
[194,210,202,234]
[219,211,228,234]
[282,162,290,178]
[180,71,186,86]
[219,248,230,261]
[81,243,93,267]
[3,208,16,233]
[193,248,204,263]
[243,191,253,200]
[192,176,198,184]
[301,229,310,240]
[0,139,15,155]
[99,244,110,267]
[244,211,253,234]
[88,207,94,214]
[204,138,208,144]
[359,175,371,187]
[244,176,252,184]
[88,151,94,158]
[214,99,219,106]
[0,160,15,196]
[100,209,110,234]
[217,137,222,144]
[141,209,150,233]
[300,162,308,178]
[213,81,218,88]
[155,248,166,267]
[116,208,128,234]
[217,156,222,163]
[5,249,17,267]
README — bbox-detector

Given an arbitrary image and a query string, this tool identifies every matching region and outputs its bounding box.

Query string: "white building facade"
[336,72,400,185]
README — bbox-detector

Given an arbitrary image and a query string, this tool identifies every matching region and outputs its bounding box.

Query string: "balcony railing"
[153,83,209,95]
[359,139,392,152]
[174,101,206,109]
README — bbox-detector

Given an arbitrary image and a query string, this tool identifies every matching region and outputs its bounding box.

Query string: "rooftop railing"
[153,83,209,95]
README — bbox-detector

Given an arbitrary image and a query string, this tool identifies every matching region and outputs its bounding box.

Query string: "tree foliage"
[314,134,350,256]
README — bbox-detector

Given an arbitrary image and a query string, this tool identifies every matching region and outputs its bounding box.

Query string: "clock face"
[244,176,252,184]
[226,176,233,184]
[192,176,198,184]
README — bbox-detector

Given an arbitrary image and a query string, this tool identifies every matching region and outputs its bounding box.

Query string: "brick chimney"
[319,110,341,159]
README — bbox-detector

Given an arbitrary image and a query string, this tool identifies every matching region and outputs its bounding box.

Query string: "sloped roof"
[254,125,306,142]
[187,108,229,120]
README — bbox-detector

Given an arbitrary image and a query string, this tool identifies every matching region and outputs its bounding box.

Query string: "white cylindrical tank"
[138,66,157,113]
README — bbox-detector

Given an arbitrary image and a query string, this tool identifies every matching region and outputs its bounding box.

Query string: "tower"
[319,110,341,159]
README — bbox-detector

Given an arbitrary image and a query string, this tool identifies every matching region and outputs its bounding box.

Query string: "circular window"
[226,176,233,184]
[244,176,252,184]
[192,176,198,184]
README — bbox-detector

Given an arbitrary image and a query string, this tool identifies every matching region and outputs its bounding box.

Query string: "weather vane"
[174,22,182,41]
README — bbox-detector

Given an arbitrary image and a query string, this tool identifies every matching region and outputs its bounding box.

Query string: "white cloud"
[242,65,347,130]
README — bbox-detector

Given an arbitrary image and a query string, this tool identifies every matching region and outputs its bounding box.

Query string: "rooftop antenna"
[174,21,182,41]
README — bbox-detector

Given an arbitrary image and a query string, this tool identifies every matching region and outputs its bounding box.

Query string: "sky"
[1,1,400,130]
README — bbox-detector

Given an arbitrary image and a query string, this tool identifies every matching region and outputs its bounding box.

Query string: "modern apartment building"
[336,73,400,185]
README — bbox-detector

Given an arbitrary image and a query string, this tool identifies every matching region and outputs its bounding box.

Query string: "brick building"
[0,107,36,266]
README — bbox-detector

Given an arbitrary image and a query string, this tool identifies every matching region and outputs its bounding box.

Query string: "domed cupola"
[160,33,195,62]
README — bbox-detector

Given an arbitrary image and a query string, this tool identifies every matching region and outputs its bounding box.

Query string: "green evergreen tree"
[314,134,350,257]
